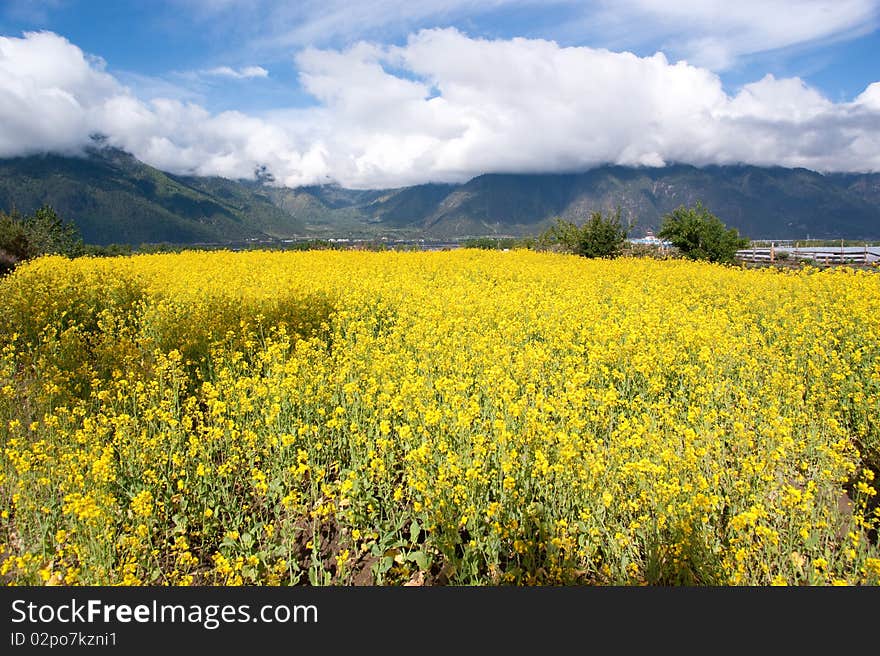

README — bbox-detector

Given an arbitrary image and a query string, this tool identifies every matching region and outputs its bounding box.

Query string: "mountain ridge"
[1,148,878,243]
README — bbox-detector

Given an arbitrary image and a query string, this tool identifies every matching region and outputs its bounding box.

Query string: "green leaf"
[376,556,394,576]
[408,550,429,571]
[410,520,422,544]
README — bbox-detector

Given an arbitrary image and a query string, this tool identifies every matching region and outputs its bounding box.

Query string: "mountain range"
[1,147,879,244]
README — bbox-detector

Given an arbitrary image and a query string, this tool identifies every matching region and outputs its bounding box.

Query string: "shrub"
[0,205,84,275]
[658,202,748,264]
[539,208,629,258]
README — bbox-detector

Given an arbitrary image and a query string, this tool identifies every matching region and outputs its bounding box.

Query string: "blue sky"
[1,1,879,186]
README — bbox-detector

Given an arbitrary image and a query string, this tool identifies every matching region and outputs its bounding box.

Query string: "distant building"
[628,230,670,247]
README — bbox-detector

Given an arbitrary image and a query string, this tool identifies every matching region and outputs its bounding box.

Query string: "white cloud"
[1,29,880,189]
[0,32,323,185]
[289,29,880,184]
[0,30,120,156]
[721,75,833,122]
[855,82,880,110]
[202,65,268,79]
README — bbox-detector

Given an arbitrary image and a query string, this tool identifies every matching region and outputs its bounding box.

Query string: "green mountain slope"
[0,148,304,245]
[1,149,879,242]
[409,166,880,239]
[168,174,309,239]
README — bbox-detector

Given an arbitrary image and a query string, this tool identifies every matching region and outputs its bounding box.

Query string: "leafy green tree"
[576,208,630,258]
[0,205,84,275]
[539,208,629,258]
[658,202,748,264]
[538,217,580,251]
[21,205,84,257]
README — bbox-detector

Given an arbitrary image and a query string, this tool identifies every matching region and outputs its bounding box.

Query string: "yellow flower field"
[1,250,878,585]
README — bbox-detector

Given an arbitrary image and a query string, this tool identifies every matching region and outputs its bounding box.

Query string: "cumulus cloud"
[1,29,880,188]
[855,82,880,110]
[0,32,325,184]
[0,30,120,156]
[202,65,269,79]
[290,28,880,184]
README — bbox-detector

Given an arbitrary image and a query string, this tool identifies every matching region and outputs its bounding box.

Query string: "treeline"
[0,205,192,275]
[460,236,536,250]
[0,203,449,277]
[2,201,751,277]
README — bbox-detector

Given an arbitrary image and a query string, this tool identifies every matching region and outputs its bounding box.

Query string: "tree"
[576,208,630,258]
[658,202,748,264]
[21,205,84,257]
[539,208,630,258]
[0,205,84,275]
[538,217,580,252]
